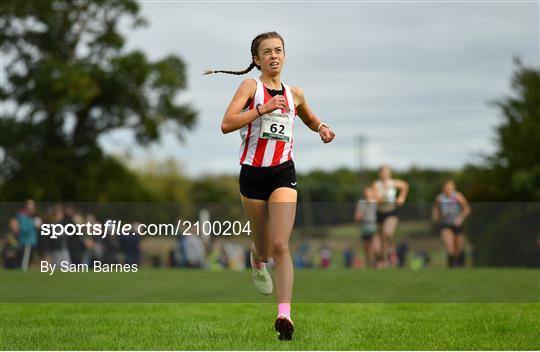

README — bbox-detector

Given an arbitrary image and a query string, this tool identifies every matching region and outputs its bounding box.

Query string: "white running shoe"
[250,251,273,295]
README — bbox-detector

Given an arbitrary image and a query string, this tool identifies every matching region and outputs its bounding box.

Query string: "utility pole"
[356,135,368,188]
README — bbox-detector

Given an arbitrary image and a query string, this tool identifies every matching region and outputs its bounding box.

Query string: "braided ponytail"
[204,31,284,76]
[203,62,257,76]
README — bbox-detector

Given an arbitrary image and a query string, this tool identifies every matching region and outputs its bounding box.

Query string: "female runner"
[371,165,409,268]
[432,180,470,268]
[354,186,378,268]
[205,31,335,340]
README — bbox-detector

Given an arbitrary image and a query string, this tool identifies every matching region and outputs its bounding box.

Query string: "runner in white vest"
[371,165,409,268]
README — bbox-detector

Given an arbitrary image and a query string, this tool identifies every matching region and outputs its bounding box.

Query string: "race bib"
[259,111,293,142]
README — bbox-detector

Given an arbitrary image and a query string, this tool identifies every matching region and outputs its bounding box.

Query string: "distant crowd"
[3,200,383,271]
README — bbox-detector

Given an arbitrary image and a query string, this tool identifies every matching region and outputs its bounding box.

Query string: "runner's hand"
[261,96,288,114]
[319,126,335,143]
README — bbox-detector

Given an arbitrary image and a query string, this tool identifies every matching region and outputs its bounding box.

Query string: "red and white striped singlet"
[239,77,296,167]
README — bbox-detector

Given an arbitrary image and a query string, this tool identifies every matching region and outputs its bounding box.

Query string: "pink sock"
[250,251,264,270]
[278,303,291,318]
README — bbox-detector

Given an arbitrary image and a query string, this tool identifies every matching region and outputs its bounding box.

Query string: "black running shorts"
[376,208,399,224]
[239,160,297,200]
[440,224,464,235]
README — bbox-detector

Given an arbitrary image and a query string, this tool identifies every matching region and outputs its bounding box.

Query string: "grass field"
[2,268,538,302]
[1,269,539,350]
[1,303,539,350]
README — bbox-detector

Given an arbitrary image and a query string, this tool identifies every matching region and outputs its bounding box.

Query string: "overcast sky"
[99,1,539,176]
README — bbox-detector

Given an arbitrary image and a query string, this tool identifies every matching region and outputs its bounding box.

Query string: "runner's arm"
[354,202,364,222]
[293,87,335,143]
[456,192,471,222]
[221,80,288,133]
[395,179,409,205]
[431,198,440,222]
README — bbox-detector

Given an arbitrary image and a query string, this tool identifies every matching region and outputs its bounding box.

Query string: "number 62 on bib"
[259,112,293,143]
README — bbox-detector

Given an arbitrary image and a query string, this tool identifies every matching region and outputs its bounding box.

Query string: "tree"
[0,0,196,200]
[489,58,540,201]
[465,59,540,267]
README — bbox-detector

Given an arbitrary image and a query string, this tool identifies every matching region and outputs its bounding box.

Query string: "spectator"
[177,234,206,268]
[410,251,431,270]
[78,213,97,266]
[2,218,20,269]
[43,205,71,267]
[396,241,408,268]
[16,199,39,270]
[223,243,245,271]
[65,206,86,265]
[319,245,331,269]
[120,223,141,265]
[343,246,354,268]
[294,241,313,268]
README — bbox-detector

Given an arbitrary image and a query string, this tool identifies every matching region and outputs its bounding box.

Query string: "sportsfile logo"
[40,219,252,239]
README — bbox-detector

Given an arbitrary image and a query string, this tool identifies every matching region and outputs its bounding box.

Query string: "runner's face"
[255,38,285,75]
[364,188,374,199]
[443,182,455,195]
[26,200,36,215]
[379,166,391,180]
[9,218,19,233]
